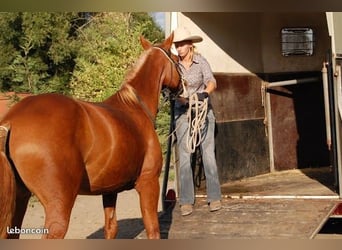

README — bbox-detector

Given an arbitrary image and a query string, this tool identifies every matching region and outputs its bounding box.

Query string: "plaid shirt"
[175,53,216,112]
[177,53,216,97]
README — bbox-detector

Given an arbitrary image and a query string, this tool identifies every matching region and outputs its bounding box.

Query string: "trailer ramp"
[137,167,340,239]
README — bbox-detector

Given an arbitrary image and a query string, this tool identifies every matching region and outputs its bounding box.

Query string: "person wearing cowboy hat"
[173,26,222,216]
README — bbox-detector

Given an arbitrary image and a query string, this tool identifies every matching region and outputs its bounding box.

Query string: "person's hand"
[196,92,209,101]
[177,97,189,108]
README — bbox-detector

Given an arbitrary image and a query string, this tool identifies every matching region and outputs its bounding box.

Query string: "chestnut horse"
[0,33,182,239]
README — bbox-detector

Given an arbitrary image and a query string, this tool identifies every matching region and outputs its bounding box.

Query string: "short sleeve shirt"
[178,53,216,97]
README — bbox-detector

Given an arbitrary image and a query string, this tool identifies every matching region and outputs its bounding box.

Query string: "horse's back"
[1,93,160,194]
[0,94,87,198]
[3,93,80,126]
[3,93,83,154]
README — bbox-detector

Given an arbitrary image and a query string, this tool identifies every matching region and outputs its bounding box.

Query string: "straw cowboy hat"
[173,26,203,43]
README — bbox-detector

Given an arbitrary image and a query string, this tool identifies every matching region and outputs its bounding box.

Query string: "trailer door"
[328,12,342,197]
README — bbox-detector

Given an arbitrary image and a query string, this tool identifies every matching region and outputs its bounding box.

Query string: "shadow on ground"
[87,218,145,239]
[86,208,174,239]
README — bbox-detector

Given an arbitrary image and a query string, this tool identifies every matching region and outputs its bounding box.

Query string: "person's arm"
[204,80,216,95]
[201,56,216,96]
[197,81,216,100]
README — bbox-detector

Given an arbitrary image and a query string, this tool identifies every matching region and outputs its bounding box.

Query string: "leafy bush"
[0,12,171,154]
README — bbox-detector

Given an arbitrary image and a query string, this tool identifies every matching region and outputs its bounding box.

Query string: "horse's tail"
[0,123,15,239]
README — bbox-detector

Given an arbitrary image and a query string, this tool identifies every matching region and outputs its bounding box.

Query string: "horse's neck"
[106,58,162,119]
[127,67,161,118]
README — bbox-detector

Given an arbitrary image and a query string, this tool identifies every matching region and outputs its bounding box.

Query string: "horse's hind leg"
[102,193,118,239]
[135,176,160,239]
[41,195,76,239]
[36,177,78,239]
[8,183,31,239]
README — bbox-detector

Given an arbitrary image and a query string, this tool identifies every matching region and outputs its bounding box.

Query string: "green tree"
[0,12,171,154]
[0,13,23,91]
[0,12,82,94]
[69,12,164,101]
[69,12,170,153]
[70,12,171,154]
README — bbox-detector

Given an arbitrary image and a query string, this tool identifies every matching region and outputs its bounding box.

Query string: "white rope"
[0,125,9,133]
[186,94,208,153]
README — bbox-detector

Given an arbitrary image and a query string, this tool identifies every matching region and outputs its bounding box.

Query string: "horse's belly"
[80,157,142,194]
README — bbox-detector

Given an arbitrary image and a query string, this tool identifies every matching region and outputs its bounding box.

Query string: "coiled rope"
[186,94,208,153]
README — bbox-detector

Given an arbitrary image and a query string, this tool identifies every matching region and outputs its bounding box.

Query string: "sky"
[150,12,165,30]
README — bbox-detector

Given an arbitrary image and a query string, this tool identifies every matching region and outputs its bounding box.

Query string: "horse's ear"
[162,32,174,50]
[140,36,152,50]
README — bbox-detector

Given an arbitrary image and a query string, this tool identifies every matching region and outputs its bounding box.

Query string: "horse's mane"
[123,48,150,84]
[116,84,139,105]
[116,48,151,105]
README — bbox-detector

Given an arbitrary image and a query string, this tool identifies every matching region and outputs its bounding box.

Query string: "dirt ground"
[20,177,173,239]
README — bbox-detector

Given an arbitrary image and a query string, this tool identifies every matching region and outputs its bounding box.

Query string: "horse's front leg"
[135,176,160,239]
[102,192,118,239]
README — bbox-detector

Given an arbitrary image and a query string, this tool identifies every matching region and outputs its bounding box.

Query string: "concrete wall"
[176,12,330,74]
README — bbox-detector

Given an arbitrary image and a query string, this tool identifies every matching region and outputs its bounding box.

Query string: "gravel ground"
[19,177,175,239]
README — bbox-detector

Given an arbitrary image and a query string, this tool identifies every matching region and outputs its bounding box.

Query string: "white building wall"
[174,13,251,73]
[170,12,330,74]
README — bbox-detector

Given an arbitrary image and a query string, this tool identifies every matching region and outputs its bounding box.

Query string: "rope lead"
[186,94,208,153]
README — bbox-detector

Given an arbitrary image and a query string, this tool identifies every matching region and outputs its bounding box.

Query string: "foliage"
[0,12,81,94]
[0,11,171,154]
[70,13,139,101]
[68,12,170,154]
[69,12,164,101]
[156,99,172,155]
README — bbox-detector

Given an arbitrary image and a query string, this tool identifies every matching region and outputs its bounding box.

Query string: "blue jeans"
[175,109,222,205]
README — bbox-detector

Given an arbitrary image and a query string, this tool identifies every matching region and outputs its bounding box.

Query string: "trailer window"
[281,28,314,56]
